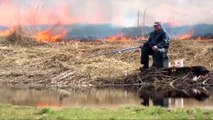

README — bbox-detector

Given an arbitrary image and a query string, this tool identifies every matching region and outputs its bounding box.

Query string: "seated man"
[140,21,170,69]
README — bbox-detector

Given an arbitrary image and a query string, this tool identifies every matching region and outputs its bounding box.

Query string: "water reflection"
[138,86,211,108]
[0,87,140,108]
[0,86,212,109]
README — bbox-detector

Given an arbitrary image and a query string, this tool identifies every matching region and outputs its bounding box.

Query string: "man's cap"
[154,21,161,26]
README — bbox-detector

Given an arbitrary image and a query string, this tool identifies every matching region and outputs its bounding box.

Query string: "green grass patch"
[0,104,213,119]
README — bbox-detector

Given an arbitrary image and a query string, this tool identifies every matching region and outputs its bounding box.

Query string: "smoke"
[0,0,213,27]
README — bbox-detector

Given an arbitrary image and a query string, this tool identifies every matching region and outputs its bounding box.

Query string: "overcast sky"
[0,0,212,27]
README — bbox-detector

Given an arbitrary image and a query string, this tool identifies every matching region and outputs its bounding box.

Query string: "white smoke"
[0,0,213,26]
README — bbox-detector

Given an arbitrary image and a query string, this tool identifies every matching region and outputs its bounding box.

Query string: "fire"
[195,36,213,42]
[0,26,68,43]
[35,29,67,43]
[36,102,61,108]
[0,28,15,36]
[106,33,132,43]
[105,33,147,43]
[177,30,194,40]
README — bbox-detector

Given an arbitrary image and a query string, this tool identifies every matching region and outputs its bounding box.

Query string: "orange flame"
[105,33,147,43]
[177,30,194,40]
[106,33,132,43]
[36,102,61,108]
[0,28,15,36]
[195,36,213,42]
[35,29,67,43]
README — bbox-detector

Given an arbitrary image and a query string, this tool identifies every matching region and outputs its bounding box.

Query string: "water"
[0,86,212,109]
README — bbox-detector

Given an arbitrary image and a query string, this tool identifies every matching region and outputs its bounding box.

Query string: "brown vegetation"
[0,36,212,89]
[0,26,39,46]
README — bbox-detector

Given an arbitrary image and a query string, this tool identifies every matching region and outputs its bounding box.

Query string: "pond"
[0,86,212,109]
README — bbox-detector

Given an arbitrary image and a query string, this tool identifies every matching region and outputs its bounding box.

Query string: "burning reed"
[0,26,39,46]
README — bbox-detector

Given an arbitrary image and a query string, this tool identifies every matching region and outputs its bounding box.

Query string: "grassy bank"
[0,37,213,88]
[0,104,213,119]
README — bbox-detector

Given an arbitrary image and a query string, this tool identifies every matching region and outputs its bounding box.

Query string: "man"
[140,21,170,69]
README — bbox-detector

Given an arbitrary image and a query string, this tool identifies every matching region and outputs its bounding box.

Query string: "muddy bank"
[0,39,213,89]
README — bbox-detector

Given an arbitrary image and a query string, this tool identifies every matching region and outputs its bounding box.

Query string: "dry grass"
[0,26,39,46]
[169,40,213,68]
[0,38,212,89]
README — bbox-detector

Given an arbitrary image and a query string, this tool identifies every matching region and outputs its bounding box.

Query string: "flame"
[195,36,213,42]
[105,33,147,43]
[106,33,131,43]
[35,29,67,43]
[177,30,194,40]
[106,33,128,43]
[0,26,68,43]
[0,28,15,36]
[36,102,61,108]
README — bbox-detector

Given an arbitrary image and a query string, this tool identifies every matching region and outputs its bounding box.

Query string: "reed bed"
[0,36,212,89]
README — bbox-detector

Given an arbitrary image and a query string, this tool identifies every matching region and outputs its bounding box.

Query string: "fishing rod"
[92,46,140,58]
[110,46,140,54]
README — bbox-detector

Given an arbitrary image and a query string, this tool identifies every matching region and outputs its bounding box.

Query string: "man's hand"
[152,46,158,51]
[139,44,144,49]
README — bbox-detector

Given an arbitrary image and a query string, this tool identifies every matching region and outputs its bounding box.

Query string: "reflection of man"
[190,88,209,101]
[139,90,169,107]
[141,96,169,107]
[152,98,168,107]
[140,21,170,70]
[141,96,149,106]
[139,87,210,108]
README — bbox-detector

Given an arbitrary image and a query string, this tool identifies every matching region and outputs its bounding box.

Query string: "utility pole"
[138,10,147,36]
[137,10,140,27]
[142,8,146,36]
[137,10,142,36]
[143,8,146,28]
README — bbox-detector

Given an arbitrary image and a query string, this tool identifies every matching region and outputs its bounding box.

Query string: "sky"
[0,0,213,27]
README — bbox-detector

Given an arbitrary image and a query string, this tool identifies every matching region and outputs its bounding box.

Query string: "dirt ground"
[0,37,213,89]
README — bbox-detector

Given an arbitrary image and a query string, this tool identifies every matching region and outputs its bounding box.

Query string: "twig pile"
[122,67,213,90]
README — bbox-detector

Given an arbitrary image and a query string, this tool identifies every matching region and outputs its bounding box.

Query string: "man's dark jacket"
[144,29,170,49]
